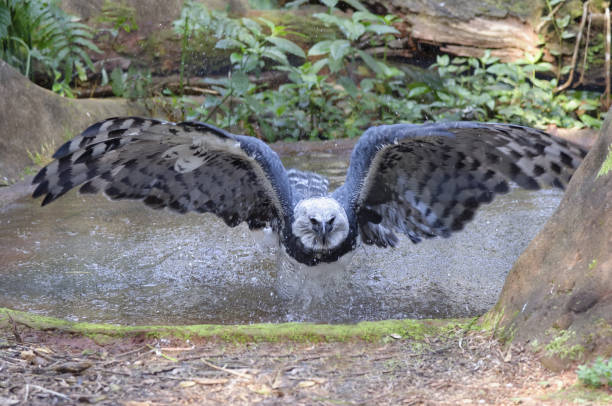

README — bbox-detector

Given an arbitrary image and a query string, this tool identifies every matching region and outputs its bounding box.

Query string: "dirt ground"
[2,321,610,406]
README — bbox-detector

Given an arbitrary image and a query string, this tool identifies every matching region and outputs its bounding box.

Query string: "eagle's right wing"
[333,122,588,248]
[33,117,293,231]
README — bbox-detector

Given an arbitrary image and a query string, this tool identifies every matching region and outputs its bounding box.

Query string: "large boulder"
[490,109,612,361]
[0,61,147,183]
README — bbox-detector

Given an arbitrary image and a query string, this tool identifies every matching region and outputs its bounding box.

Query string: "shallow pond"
[0,141,563,325]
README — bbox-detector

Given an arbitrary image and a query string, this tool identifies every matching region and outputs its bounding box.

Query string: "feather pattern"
[33,118,588,267]
[332,122,587,247]
[32,117,293,231]
[287,168,329,201]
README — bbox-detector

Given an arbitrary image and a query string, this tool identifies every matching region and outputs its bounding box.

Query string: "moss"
[1,307,470,344]
[544,329,585,361]
[544,384,612,404]
[247,10,339,45]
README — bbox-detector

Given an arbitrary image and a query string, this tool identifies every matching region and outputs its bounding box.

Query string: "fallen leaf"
[503,344,512,362]
[20,350,35,362]
[248,384,273,395]
[297,380,316,388]
[193,378,229,385]
[178,381,196,388]
[390,333,402,339]
[77,395,107,404]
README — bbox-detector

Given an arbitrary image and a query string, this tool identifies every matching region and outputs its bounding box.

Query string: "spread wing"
[332,122,588,247]
[32,117,293,231]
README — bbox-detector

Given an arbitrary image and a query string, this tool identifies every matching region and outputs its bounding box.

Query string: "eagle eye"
[327,217,335,225]
[309,218,318,225]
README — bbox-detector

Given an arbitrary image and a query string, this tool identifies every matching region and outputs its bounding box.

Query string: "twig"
[536,1,565,33]
[32,349,55,362]
[204,90,233,122]
[201,359,252,379]
[577,13,593,87]
[30,384,70,400]
[23,384,29,403]
[146,344,178,362]
[94,368,132,377]
[7,315,22,344]
[160,346,195,352]
[556,1,590,92]
[370,355,395,362]
[114,345,149,359]
[177,353,226,363]
[605,7,611,109]
[193,378,229,385]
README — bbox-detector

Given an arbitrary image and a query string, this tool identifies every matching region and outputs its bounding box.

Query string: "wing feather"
[333,122,588,247]
[33,117,293,231]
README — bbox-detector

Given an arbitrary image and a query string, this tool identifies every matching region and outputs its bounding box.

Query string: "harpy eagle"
[32,117,587,294]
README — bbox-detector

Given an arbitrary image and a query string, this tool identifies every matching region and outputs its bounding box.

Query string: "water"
[0,141,563,325]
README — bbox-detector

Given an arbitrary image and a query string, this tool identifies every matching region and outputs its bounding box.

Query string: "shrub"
[0,0,100,96]
[577,357,612,389]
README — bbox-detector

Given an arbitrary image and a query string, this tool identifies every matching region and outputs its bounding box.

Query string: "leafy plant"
[168,0,603,142]
[427,51,602,128]
[0,0,100,96]
[577,357,612,389]
[95,0,138,38]
[172,1,307,127]
[109,66,152,100]
[598,145,612,178]
[543,329,584,360]
[309,1,400,78]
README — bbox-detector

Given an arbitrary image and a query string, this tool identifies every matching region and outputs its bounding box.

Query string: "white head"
[292,197,349,251]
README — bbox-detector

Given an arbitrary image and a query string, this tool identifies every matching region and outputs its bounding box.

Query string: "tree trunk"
[364,0,545,61]
[488,109,612,364]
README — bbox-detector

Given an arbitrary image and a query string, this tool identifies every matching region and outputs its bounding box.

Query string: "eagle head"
[292,197,349,251]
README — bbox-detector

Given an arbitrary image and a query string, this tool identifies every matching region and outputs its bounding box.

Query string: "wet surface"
[0,142,564,325]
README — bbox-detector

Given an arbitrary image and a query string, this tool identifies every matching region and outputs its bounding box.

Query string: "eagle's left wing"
[332,122,588,247]
[33,117,293,231]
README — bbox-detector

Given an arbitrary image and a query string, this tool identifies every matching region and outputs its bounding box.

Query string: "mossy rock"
[0,62,148,184]
[0,307,472,344]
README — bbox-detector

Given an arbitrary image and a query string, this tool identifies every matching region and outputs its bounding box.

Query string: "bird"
[32,117,588,297]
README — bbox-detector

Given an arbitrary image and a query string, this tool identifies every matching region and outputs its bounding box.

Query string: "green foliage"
[248,0,279,10]
[541,0,577,75]
[598,145,612,178]
[96,0,138,37]
[544,329,584,360]
[167,0,603,141]
[430,51,602,128]
[109,66,152,100]
[0,0,100,96]
[577,357,612,389]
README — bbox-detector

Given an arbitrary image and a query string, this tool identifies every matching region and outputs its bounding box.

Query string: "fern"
[598,145,612,178]
[0,0,100,96]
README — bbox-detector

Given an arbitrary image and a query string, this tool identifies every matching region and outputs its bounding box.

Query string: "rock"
[0,61,147,183]
[490,106,612,357]
[552,313,573,330]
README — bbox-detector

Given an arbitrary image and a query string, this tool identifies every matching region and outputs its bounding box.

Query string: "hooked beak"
[313,222,333,245]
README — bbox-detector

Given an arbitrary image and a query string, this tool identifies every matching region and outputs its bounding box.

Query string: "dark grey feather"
[33,117,294,231]
[333,122,588,247]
